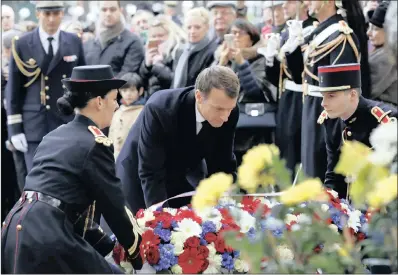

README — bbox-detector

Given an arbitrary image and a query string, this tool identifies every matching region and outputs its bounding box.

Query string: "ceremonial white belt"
[284,79,303,92]
[306,84,323,98]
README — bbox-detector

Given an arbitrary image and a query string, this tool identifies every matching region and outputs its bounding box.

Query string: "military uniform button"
[45,86,49,90]
[62,74,67,78]
[16,224,22,231]
[46,105,51,110]
[28,198,33,203]
[46,95,50,100]
[2,222,5,226]
[347,131,352,137]
[44,76,49,81]
[62,85,66,89]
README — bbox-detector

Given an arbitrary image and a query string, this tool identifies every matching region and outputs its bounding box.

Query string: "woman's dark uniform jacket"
[1,114,141,273]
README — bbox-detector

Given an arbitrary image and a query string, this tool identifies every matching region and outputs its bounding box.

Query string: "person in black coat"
[1,65,142,273]
[318,63,398,199]
[84,1,144,78]
[116,66,240,213]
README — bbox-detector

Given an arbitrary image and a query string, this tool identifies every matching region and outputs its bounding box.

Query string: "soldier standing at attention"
[6,1,86,172]
[278,0,370,181]
[317,63,397,198]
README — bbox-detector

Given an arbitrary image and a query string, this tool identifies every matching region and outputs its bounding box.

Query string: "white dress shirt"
[195,102,206,134]
[39,27,60,55]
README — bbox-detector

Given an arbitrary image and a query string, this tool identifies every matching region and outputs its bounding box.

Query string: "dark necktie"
[197,121,210,144]
[47,37,54,59]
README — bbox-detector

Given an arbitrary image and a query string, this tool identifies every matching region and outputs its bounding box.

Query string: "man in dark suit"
[116,66,240,213]
[6,1,86,172]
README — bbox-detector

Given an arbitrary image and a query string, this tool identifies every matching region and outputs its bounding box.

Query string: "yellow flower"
[335,141,372,176]
[238,144,279,192]
[367,174,398,208]
[191,173,233,211]
[280,179,325,205]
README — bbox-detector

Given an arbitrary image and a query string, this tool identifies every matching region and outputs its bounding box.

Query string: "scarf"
[97,16,126,48]
[172,35,211,89]
[369,46,398,105]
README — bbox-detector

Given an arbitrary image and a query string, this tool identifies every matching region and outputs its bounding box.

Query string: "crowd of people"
[1,0,397,273]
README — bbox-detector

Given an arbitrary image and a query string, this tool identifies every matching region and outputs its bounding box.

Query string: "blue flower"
[202,221,217,234]
[222,253,235,270]
[154,227,171,242]
[171,221,178,229]
[330,212,343,230]
[156,206,163,212]
[233,250,240,258]
[154,244,178,270]
[200,238,208,246]
[247,227,257,242]
[271,228,284,238]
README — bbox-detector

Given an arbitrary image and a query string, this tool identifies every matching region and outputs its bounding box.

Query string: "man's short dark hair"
[195,65,240,98]
[120,73,143,90]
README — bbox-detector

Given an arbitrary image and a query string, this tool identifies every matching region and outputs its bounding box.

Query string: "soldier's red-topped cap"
[318,63,361,92]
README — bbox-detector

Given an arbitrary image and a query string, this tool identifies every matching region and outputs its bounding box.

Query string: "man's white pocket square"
[63,55,77,62]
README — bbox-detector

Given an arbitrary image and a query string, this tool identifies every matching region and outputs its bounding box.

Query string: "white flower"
[170,231,186,245]
[207,243,217,256]
[234,259,250,273]
[218,196,237,206]
[203,263,221,274]
[297,214,312,224]
[264,216,285,230]
[196,208,223,231]
[237,210,256,233]
[347,210,362,232]
[137,209,155,229]
[171,264,183,274]
[173,241,184,256]
[329,224,339,233]
[258,197,272,206]
[180,206,189,210]
[285,214,298,224]
[176,218,202,238]
[163,208,177,216]
[265,199,280,209]
[369,122,397,166]
[321,204,329,212]
[340,203,349,212]
[276,245,294,261]
[291,224,301,231]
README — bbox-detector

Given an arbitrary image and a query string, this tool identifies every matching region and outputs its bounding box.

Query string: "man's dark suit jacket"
[116,86,239,213]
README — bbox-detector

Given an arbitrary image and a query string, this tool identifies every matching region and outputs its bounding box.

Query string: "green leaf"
[308,254,344,273]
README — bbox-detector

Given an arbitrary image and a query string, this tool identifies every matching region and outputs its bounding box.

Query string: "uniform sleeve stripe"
[7,114,22,125]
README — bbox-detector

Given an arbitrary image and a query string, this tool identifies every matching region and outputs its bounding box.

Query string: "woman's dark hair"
[230,18,261,46]
[342,0,371,98]
[57,90,106,116]
[120,73,144,90]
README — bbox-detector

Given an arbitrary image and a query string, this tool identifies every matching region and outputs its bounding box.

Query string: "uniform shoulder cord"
[11,36,41,88]
[82,201,96,238]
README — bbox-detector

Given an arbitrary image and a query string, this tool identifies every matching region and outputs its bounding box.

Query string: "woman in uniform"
[1,65,143,273]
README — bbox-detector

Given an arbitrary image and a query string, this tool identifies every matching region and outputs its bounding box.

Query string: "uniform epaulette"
[371,106,397,124]
[317,110,329,124]
[88,126,113,147]
[338,20,353,35]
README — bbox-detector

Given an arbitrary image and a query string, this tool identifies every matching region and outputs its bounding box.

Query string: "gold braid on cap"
[125,206,143,256]
[11,36,41,88]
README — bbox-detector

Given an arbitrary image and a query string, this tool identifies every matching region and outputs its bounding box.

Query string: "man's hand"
[231,48,245,65]
[11,133,28,153]
[145,47,160,67]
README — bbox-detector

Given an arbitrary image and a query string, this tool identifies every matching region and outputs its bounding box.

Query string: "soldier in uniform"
[280,0,370,181]
[262,1,317,178]
[317,63,397,198]
[6,1,86,172]
[1,65,142,273]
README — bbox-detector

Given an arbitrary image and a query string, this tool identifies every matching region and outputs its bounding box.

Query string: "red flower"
[201,259,209,272]
[140,230,161,261]
[357,232,366,242]
[241,196,261,214]
[198,245,209,259]
[204,232,217,243]
[222,222,240,232]
[146,245,160,265]
[153,211,173,228]
[286,220,297,231]
[178,247,206,274]
[214,236,226,253]
[313,245,323,253]
[145,220,158,229]
[136,209,145,218]
[184,236,200,248]
[175,209,202,224]
[112,242,125,265]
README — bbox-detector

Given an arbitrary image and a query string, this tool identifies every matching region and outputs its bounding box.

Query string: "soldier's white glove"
[258,33,280,67]
[281,20,304,54]
[11,133,28,153]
